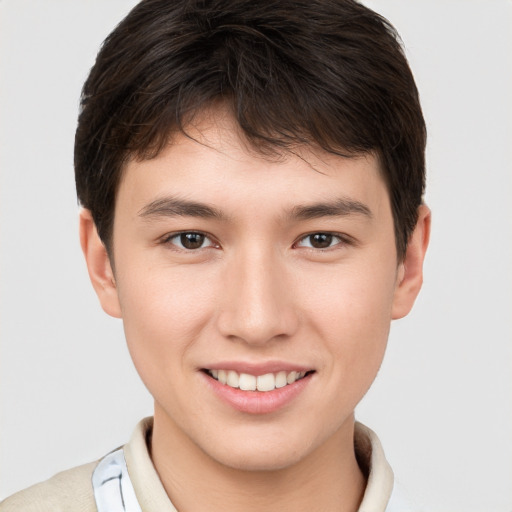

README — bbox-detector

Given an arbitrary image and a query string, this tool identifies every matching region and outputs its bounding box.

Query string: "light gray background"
[1,1,511,510]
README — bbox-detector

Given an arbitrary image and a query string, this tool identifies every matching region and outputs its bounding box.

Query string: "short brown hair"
[75,0,426,259]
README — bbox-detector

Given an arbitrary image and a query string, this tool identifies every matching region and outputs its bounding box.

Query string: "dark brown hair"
[75,0,426,259]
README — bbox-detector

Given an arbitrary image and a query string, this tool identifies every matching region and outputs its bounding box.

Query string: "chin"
[213,446,306,473]
[201,429,318,473]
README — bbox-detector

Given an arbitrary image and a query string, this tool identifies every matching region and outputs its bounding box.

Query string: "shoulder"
[0,461,98,512]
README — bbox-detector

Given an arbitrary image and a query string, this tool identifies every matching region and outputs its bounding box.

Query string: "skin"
[80,109,430,512]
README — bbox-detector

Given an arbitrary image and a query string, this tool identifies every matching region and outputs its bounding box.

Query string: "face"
[82,110,428,472]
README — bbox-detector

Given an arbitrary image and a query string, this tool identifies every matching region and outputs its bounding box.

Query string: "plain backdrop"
[1,1,511,510]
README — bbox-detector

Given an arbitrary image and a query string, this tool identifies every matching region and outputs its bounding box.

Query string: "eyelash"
[294,232,351,250]
[160,231,218,251]
[160,231,351,252]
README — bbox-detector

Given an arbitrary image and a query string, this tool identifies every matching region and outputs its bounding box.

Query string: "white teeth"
[275,371,287,388]
[208,369,308,392]
[239,373,257,391]
[257,373,275,392]
[227,370,239,388]
[286,371,298,384]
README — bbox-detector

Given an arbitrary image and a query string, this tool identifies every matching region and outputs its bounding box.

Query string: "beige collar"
[122,417,395,512]
[354,422,395,511]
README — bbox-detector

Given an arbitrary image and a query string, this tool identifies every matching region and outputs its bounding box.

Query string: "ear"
[392,204,431,320]
[79,209,122,318]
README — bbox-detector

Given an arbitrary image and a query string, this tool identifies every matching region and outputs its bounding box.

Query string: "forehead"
[116,109,390,221]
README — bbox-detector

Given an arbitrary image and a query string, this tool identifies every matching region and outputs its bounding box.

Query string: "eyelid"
[160,230,219,250]
[294,231,352,250]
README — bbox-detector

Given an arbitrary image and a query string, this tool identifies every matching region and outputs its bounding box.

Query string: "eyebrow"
[138,195,372,222]
[138,197,226,220]
[287,198,373,221]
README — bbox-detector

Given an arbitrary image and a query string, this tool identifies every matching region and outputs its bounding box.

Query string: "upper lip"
[201,361,314,376]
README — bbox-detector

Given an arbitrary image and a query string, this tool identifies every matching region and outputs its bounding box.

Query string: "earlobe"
[79,209,122,318]
[391,204,431,320]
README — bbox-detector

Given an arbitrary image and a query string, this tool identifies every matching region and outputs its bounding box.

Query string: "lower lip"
[202,372,313,414]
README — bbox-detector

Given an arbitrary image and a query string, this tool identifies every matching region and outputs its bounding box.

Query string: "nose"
[216,247,299,346]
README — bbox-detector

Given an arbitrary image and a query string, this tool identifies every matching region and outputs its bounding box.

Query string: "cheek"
[301,261,397,376]
[115,260,220,386]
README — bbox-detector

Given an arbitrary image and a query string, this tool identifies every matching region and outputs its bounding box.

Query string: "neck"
[151,405,366,512]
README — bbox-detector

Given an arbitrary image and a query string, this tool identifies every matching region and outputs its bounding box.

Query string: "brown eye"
[296,232,344,250]
[180,233,205,249]
[309,233,333,248]
[164,232,215,250]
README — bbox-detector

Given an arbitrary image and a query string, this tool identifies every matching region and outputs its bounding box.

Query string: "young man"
[1,0,430,510]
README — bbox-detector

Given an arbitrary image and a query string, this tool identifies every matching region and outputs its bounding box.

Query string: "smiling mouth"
[203,369,314,392]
